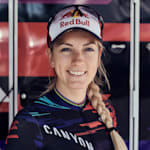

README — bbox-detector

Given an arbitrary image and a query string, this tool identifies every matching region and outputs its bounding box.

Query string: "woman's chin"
[67,82,87,90]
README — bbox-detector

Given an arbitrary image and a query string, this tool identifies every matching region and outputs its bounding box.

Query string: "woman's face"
[48,30,101,91]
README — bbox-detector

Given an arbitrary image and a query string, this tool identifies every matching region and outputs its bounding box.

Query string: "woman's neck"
[55,84,87,104]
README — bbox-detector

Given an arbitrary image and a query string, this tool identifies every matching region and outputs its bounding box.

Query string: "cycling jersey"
[5,88,117,150]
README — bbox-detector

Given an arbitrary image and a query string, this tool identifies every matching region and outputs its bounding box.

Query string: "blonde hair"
[94,43,110,90]
[87,81,128,149]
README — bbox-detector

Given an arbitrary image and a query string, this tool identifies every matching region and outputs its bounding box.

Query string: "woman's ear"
[47,48,55,68]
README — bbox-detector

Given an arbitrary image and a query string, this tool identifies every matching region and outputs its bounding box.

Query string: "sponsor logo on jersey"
[43,124,94,150]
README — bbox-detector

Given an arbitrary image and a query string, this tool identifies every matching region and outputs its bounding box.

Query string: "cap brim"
[51,27,103,45]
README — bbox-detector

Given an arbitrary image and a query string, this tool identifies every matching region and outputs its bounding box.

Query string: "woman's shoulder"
[102,94,115,109]
[11,104,38,126]
[102,94,117,128]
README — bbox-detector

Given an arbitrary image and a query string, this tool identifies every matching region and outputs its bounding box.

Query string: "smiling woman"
[5,5,127,150]
[47,29,100,102]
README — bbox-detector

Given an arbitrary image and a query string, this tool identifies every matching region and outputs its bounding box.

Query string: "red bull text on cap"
[47,5,104,46]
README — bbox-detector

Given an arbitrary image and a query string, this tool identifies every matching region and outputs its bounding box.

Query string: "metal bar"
[8,0,18,127]
[14,0,18,119]
[8,0,14,128]
[129,0,140,149]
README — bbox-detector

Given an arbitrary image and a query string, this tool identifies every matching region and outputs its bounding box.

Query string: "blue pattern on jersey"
[29,112,51,117]
[34,96,70,110]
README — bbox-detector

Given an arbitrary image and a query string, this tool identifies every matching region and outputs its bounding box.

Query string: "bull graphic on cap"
[62,9,89,19]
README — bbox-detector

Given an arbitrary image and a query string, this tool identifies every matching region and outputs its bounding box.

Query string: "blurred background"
[0,0,150,149]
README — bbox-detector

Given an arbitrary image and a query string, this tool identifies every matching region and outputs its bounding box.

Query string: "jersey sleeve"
[5,109,43,150]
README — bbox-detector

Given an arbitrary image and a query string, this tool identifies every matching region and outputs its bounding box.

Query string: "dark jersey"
[5,88,117,150]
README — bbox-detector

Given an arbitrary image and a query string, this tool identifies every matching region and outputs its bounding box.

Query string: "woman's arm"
[5,110,43,150]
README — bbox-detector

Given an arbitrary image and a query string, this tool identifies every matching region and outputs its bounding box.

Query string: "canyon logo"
[43,124,94,150]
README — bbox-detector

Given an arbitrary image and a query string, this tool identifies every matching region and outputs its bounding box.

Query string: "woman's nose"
[72,51,84,62]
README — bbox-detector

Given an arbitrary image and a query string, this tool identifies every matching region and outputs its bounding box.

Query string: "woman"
[5,5,127,150]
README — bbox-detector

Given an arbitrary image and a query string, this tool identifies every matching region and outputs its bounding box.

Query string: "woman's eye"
[60,48,71,52]
[85,47,95,52]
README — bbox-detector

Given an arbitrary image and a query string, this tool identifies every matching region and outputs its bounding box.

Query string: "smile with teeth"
[68,70,86,76]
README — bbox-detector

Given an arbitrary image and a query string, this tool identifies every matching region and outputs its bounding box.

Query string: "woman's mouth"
[68,70,86,76]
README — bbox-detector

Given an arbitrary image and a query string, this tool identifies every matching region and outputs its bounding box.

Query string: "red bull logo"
[62,9,89,19]
[60,18,90,28]
[62,11,73,19]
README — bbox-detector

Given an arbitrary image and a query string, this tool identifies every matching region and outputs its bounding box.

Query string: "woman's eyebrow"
[83,42,96,46]
[55,41,96,47]
[56,42,73,46]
